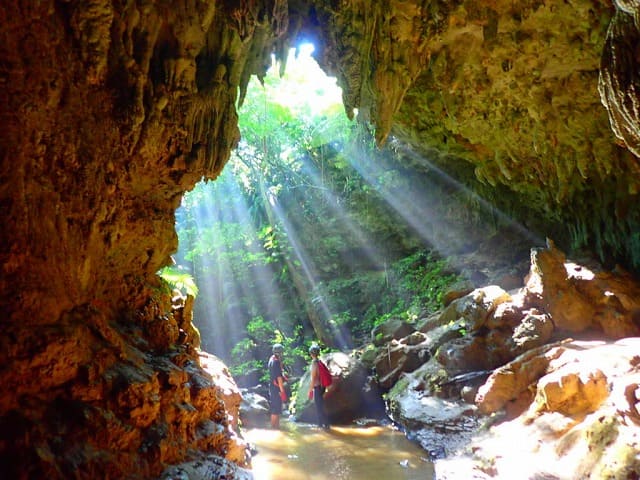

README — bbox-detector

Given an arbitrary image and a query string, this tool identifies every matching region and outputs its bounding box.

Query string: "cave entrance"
[163,44,540,387]
[169,44,363,381]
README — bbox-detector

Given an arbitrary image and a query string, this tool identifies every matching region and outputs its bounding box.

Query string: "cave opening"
[4,2,640,478]
[164,44,543,388]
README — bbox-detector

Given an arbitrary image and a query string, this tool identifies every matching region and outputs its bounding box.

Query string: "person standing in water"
[268,343,287,429]
[307,343,330,430]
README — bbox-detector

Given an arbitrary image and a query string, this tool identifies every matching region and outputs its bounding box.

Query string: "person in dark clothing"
[268,343,287,429]
[307,343,330,430]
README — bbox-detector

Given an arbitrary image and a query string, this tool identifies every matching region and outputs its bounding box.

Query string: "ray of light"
[297,154,392,271]
[342,136,545,265]
[265,186,352,350]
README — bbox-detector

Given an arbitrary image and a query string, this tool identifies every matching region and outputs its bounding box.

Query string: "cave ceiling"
[2,1,640,321]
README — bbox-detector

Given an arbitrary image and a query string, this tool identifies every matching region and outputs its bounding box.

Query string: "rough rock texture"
[467,339,640,479]
[383,244,640,478]
[524,240,640,337]
[599,0,640,158]
[383,0,640,267]
[0,2,273,476]
[374,332,431,388]
[2,0,640,478]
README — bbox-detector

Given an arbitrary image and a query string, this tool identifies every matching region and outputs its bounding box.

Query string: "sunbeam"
[264,186,351,350]
[394,139,545,247]
[342,136,545,274]
[173,40,542,381]
[297,155,392,273]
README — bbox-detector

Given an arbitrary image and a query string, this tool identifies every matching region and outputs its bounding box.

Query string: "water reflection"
[244,422,435,480]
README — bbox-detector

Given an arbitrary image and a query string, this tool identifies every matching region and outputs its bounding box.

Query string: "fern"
[157,266,199,298]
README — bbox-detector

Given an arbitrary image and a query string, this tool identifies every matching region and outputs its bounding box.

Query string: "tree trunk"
[258,177,337,348]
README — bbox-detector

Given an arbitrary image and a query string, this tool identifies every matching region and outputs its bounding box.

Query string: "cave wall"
[0,1,287,477]
[1,0,640,478]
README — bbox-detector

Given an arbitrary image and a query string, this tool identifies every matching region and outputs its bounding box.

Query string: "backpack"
[317,359,333,388]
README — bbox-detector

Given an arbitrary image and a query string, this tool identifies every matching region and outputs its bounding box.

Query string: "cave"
[1,1,640,478]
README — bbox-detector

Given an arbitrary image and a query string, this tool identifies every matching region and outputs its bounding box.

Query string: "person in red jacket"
[268,343,287,429]
[307,343,330,430]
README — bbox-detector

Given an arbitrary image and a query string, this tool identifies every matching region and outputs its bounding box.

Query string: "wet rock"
[159,454,253,480]
[386,368,483,460]
[374,333,431,389]
[439,371,492,401]
[371,317,416,346]
[238,391,269,428]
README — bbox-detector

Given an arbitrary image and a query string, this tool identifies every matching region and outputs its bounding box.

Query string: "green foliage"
[319,250,459,342]
[157,266,199,298]
[173,47,462,376]
[392,251,457,314]
[230,316,309,384]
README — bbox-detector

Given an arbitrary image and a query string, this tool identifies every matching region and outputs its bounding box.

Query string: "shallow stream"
[243,421,435,480]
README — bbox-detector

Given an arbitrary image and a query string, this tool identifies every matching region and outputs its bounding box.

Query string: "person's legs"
[269,385,283,429]
[313,386,329,429]
[270,413,280,429]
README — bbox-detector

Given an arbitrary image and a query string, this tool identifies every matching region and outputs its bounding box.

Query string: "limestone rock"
[238,391,270,428]
[467,338,640,479]
[3,0,640,478]
[475,341,570,415]
[371,317,416,346]
[159,454,253,480]
[439,286,512,331]
[534,366,609,416]
[599,2,640,158]
[293,352,383,424]
[524,241,640,337]
[374,332,431,389]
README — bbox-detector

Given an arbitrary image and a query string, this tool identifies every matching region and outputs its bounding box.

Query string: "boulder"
[374,332,431,389]
[468,338,640,479]
[430,308,553,381]
[198,352,242,430]
[435,335,505,375]
[510,309,554,351]
[524,241,640,337]
[416,312,448,334]
[533,367,609,416]
[441,278,475,306]
[371,317,416,346]
[357,344,380,370]
[475,341,570,415]
[438,286,512,331]
[293,352,382,424]
[238,391,269,428]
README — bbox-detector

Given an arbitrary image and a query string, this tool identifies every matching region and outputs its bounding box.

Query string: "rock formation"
[382,242,640,478]
[1,0,640,478]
